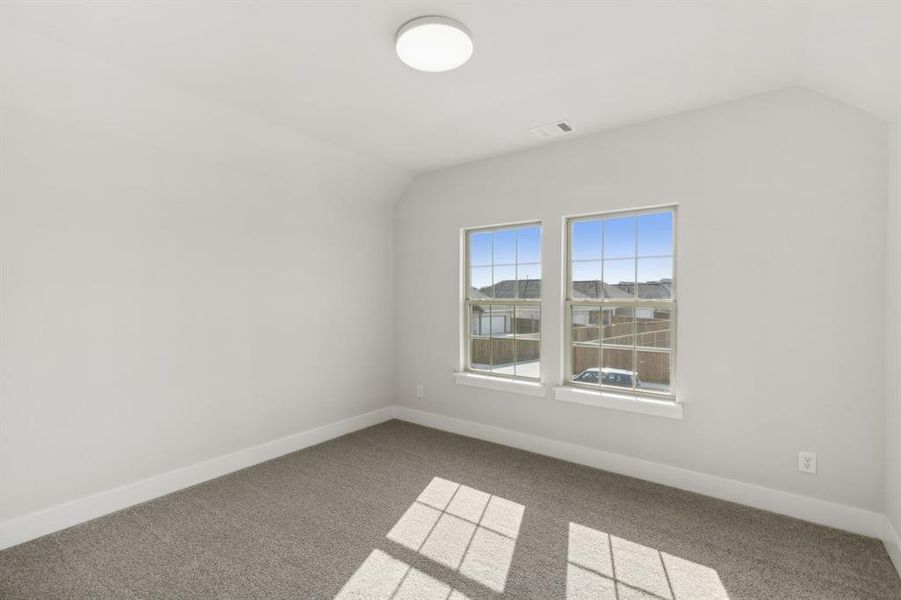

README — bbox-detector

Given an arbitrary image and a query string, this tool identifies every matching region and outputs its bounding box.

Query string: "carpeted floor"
[1,419,900,599]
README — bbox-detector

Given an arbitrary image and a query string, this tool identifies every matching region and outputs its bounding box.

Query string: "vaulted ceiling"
[3,1,900,173]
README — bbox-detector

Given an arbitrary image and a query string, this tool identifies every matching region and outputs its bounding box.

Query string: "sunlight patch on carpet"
[566,522,729,600]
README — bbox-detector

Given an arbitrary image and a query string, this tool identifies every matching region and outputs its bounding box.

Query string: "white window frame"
[462,221,542,382]
[563,205,677,401]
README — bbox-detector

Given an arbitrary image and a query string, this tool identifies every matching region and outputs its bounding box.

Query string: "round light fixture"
[395,16,473,73]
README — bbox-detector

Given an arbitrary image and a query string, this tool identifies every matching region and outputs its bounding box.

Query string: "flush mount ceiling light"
[395,16,473,73]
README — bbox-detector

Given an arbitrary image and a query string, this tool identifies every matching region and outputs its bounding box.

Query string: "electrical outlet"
[416,384,423,398]
[798,451,817,474]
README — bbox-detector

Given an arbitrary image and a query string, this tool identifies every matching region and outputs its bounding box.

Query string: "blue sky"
[469,212,673,289]
[470,225,542,291]
[571,211,673,284]
[470,226,540,266]
[571,212,673,260]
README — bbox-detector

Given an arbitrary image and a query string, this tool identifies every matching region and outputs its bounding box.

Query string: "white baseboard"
[0,406,396,550]
[885,515,901,577]
[3,403,895,567]
[394,405,885,539]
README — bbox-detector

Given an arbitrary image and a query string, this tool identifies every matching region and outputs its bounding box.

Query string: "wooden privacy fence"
[470,313,670,385]
[471,338,539,366]
[571,344,670,384]
[570,315,671,384]
[572,314,670,345]
[471,314,540,366]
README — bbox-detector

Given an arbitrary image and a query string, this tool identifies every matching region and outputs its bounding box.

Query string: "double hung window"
[565,208,675,398]
[464,223,542,380]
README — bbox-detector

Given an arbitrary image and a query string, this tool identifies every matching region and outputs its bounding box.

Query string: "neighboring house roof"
[472,279,542,300]
[471,279,672,301]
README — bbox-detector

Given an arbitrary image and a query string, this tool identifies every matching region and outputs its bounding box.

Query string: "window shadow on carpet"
[567,521,729,599]
[335,476,729,599]
[336,476,523,598]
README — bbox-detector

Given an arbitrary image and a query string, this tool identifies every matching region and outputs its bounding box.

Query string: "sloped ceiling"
[2,1,900,173]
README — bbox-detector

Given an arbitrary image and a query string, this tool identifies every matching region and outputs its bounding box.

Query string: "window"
[465,223,541,380]
[566,207,675,398]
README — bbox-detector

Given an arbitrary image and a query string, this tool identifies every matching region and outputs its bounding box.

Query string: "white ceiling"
[3,1,900,173]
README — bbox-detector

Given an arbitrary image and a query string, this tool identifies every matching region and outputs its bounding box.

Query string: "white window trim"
[461,220,542,384]
[563,204,678,405]
[553,385,683,419]
[455,371,547,397]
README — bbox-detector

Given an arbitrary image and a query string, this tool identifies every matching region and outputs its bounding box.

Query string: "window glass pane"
[493,265,516,298]
[603,216,636,259]
[571,306,600,383]
[601,347,635,389]
[493,229,516,265]
[488,305,515,375]
[637,257,673,299]
[637,351,670,393]
[517,226,541,264]
[470,304,491,371]
[637,211,673,257]
[572,220,602,261]
[514,306,541,337]
[572,306,600,342]
[572,261,602,299]
[603,306,634,348]
[470,231,492,266]
[602,306,635,389]
[470,267,492,299]
[635,307,672,391]
[603,258,635,299]
[517,263,541,299]
[636,307,671,349]
[514,306,540,379]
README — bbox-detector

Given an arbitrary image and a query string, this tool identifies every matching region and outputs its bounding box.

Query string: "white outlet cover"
[798,451,817,474]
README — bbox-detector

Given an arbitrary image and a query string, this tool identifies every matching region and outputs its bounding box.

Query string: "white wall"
[886,121,901,541]
[3,13,896,547]
[0,24,409,522]
[395,88,888,512]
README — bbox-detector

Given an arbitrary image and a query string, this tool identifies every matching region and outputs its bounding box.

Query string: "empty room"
[2,1,901,598]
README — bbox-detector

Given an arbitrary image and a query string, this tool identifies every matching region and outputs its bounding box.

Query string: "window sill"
[553,385,683,420]
[454,372,547,398]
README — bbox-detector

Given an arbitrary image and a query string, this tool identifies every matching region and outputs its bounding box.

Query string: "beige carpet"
[1,419,899,599]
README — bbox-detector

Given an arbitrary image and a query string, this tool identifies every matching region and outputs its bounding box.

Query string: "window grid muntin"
[565,207,675,398]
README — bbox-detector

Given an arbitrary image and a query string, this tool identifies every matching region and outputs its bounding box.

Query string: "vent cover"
[530,120,574,139]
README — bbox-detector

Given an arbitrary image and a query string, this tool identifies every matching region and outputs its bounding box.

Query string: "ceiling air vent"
[530,120,574,139]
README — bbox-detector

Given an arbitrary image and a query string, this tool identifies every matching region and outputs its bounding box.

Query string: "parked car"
[573,367,640,388]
